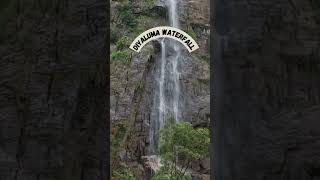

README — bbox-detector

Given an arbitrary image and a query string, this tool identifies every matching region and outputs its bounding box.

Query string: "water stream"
[168,0,181,123]
[149,0,182,155]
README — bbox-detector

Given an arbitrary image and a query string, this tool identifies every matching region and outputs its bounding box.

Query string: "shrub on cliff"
[111,50,131,64]
[153,118,210,180]
[116,36,129,50]
[117,4,138,29]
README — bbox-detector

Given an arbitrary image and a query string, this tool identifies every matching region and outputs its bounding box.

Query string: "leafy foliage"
[116,36,129,50]
[153,166,190,180]
[117,4,138,29]
[111,50,130,64]
[111,122,136,180]
[111,26,120,43]
[112,163,135,180]
[111,123,126,153]
[153,118,209,179]
[186,26,197,41]
[145,0,155,7]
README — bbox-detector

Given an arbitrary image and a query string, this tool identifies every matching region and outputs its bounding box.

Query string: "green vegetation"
[111,50,130,64]
[111,122,136,180]
[153,167,190,180]
[116,36,129,50]
[111,0,164,44]
[183,4,198,41]
[145,0,155,8]
[117,4,138,29]
[111,118,209,180]
[131,26,145,38]
[153,118,210,180]
[111,123,126,154]
[111,26,120,43]
[113,164,135,180]
[186,26,197,41]
[110,1,208,178]
[112,35,130,65]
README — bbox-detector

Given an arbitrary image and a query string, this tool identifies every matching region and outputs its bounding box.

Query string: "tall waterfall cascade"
[149,0,182,155]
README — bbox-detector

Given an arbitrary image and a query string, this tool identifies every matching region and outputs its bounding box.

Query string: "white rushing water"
[168,0,180,28]
[166,0,181,122]
[149,0,182,155]
[158,39,166,130]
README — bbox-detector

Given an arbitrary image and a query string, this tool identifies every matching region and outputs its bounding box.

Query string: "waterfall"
[166,0,180,28]
[149,0,182,155]
[165,0,181,122]
[158,39,166,130]
[168,0,180,28]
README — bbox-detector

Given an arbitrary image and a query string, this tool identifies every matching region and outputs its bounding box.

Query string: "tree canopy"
[153,118,210,180]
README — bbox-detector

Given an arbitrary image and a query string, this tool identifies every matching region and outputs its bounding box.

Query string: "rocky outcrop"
[213,0,320,179]
[0,0,108,179]
[180,51,210,127]
[111,0,210,179]
[180,0,210,26]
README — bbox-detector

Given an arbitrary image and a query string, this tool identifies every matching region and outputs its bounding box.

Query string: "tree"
[153,118,210,180]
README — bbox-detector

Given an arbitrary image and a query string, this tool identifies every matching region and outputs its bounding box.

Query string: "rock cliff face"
[213,0,320,179]
[110,0,210,179]
[0,0,108,179]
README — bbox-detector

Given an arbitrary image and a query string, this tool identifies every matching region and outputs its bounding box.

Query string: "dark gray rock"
[212,0,320,179]
[0,0,108,179]
[110,0,210,179]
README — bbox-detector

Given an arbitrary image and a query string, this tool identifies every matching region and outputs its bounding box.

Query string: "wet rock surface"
[111,0,210,179]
